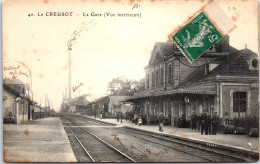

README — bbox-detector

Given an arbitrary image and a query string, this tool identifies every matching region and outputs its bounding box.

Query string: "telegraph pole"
[67,21,95,105]
[69,51,71,104]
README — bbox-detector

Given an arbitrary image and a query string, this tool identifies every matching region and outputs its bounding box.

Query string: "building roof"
[86,95,130,105]
[73,99,90,106]
[3,78,24,85]
[3,83,20,97]
[147,42,177,67]
[182,47,259,86]
[3,78,26,94]
[3,83,34,103]
[146,37,230,69]
[125,88,216,101]
[156,42,177,58]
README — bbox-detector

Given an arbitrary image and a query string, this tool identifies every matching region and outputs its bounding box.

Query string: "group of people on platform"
[125,111,148,126]
[115,109,219,134]
[190,110,219,135]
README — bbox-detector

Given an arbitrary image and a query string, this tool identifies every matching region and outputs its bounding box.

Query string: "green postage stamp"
[170,12,223,63]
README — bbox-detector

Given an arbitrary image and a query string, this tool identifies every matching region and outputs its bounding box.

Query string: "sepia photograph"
[2,0,259,162]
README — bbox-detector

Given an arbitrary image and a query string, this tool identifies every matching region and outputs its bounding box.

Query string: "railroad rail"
[78,115,259,162]
[71,114,116,126]
[117,127,255,162]
[61,114,259,162]
[61,117,136,162]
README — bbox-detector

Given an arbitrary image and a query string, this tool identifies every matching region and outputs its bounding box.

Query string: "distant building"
[71,95,90,114]
[126,37,259,126]
[32,105,45,120]
[86,95,132,118]
[61,98,70,113]
[60,94,90,114]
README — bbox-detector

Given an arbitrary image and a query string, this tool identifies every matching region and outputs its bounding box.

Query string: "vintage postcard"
[2,0,259,162]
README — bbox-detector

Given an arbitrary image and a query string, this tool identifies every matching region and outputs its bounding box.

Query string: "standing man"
[116,112,119,122]
[224,112,229,126]
[207,113,212,135]
[211,112,218,135]
[197,113,201,132]
[129,111,133,123]
[191,111,197,130]
[134,113,138,125]
[120,112,123,123]
[125,111,129,121]
[158,113,165,132]
[143,113,147,125]
[201,110,208,135]
[94,110,97,119]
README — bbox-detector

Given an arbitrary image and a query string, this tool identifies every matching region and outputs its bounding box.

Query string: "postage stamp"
[170,12,223,63]
[169,1,236,63]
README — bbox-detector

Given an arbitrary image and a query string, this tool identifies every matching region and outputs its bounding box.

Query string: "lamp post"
[184,96,190,120]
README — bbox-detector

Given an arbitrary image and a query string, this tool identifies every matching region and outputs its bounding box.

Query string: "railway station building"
[3,82,30,124]
[3,78,40,124]
[125,37,259,126]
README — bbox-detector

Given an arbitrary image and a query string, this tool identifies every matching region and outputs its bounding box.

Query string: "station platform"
[80,114,259,153]
[3,117,77,162]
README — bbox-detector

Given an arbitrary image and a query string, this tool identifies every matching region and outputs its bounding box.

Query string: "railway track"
[79,115,258,162]
[116,127,253,162]
[61,115,259,162]
[71,114,116,126]
[61,117,136,162]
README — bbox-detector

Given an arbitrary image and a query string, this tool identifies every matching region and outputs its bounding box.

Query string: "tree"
[107,77,145,96]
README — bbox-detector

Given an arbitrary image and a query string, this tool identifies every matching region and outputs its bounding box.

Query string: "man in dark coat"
[116,112,119,122]
[207,114,212,135]
[125,111,129,121]
[94,111,97,119]
[129,111,133,122]
[201,110,208,135]
[142,113,147,125]
[197,113,201,131]
[120,112,123,123]
[177,115,186,128]
[191,112,197,130]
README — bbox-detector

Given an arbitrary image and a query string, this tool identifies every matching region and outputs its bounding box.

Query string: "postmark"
[169,12,222,63]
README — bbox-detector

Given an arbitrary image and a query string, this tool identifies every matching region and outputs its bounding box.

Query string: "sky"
[2,0,258,112]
